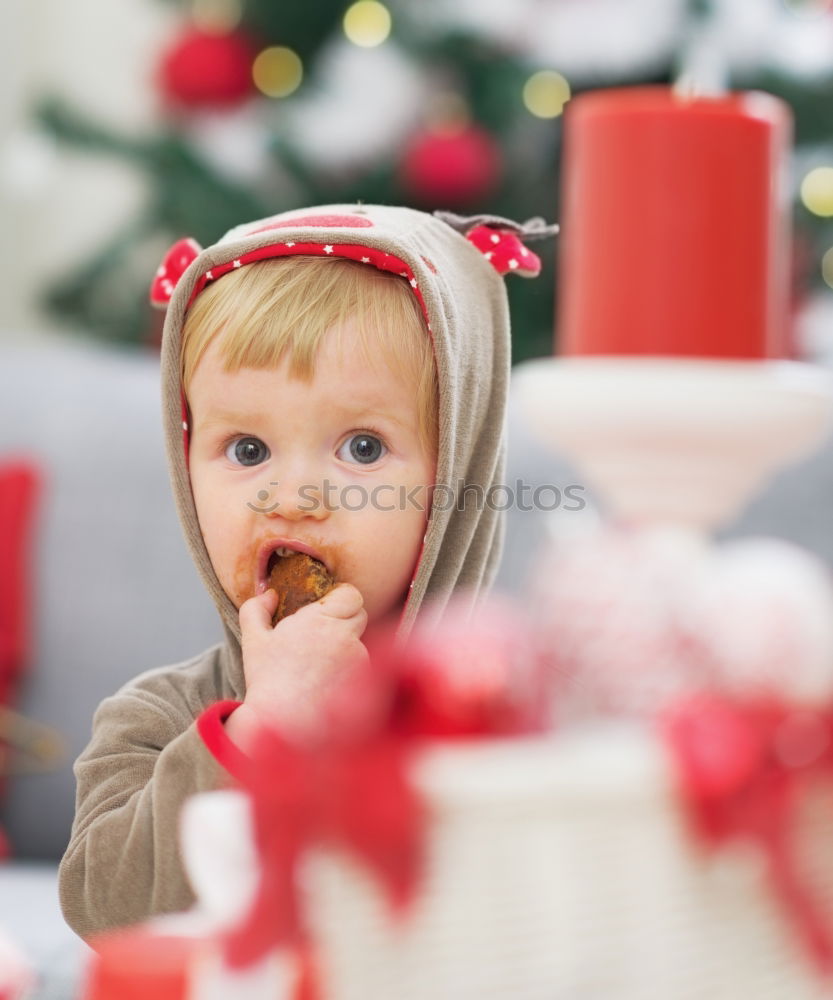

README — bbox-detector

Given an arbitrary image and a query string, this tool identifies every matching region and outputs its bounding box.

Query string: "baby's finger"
[317,582,364,620]
[239,589,279,633]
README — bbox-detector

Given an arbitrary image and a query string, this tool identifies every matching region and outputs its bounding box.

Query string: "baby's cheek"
[229,541,260,607]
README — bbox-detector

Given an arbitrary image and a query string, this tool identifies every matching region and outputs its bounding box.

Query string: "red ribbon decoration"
[661,695,833,976]
[222,725,425,998]
[212,605,543,996]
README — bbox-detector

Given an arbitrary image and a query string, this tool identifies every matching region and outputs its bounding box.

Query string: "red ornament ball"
[157,25,257,109]
[399,125,502,206]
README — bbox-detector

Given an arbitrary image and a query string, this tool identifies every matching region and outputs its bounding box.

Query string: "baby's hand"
[228,583,368,746]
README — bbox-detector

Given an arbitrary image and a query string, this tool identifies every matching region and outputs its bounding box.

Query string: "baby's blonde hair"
[181,256,438,456]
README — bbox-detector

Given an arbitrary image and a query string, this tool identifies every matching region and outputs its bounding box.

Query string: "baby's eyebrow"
[195,410,259,429]
[334,406,410,430]
[195,407,410,431]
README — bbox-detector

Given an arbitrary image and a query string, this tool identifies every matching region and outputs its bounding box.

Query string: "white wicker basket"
[295,725,833,1000]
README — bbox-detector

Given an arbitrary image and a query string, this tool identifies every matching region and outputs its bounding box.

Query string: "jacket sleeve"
[58,676,241,940]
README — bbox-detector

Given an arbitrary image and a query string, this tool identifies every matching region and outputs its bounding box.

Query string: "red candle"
[557,87,792,359]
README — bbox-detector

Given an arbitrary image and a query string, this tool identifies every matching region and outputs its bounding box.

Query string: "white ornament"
[286,39,428,170]
[706,0,833,79]
[425,0,687,82]
[184,106,274,184]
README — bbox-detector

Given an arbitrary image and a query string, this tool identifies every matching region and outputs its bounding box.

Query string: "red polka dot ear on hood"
[433,210,559,280]
[465,225,542,278]
[150,238,203,308]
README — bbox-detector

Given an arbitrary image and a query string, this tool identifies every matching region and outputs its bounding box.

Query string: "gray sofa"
[1,335,832,999]
[0,337,223,998]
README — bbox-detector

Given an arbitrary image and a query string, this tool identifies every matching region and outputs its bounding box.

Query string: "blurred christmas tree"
[33,0,833,360]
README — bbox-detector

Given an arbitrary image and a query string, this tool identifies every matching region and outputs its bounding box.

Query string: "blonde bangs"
[181,255,438,455]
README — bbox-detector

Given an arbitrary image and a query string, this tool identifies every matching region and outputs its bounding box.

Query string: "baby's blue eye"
[226,436,270,467]
[338,433,387,465]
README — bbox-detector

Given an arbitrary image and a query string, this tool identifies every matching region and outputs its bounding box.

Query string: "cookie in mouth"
[266,549,335,624]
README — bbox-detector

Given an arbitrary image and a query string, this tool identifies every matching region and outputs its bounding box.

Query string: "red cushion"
[0,462,40,700]
[0,461,40,857]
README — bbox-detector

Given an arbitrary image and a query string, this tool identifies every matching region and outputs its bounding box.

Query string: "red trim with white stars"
[186,241,433,339]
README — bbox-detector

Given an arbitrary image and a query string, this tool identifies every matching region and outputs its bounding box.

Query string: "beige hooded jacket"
[58,204,522,940]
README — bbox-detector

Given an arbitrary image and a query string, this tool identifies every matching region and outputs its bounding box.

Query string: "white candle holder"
[513,357,833,533]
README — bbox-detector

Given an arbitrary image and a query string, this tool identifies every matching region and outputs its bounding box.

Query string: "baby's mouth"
[268,546,304,567]
[232,539,334,609]
[264,546,314,583]
[255,540,335,594]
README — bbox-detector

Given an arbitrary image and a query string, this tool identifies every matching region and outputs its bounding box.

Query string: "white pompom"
[684,538,833,704]
[530,525,711,715]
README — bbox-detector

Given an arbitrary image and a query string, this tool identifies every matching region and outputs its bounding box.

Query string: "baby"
[184,251,437,746]
[58,204,543,939]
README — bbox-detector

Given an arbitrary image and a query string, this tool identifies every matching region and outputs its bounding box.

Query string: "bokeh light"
[343,1,392,48]
[523,71,571,119]
[801,167,833,217]
[252,46,303,99]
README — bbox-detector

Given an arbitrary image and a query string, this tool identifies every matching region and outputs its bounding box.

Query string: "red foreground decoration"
[663,695,833,975]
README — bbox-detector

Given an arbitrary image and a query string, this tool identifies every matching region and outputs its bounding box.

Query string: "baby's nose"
[261,477,330,521]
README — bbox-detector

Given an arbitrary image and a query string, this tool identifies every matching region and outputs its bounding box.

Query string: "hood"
[156,203,540,689]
